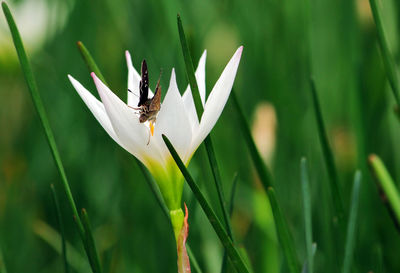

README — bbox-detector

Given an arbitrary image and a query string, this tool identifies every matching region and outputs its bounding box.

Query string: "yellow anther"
[150,121,155,136]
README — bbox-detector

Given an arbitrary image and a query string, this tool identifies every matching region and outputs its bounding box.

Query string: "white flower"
[68,46,243,210]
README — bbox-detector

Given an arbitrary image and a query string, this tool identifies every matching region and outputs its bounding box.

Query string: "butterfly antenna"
[128,89,139,97]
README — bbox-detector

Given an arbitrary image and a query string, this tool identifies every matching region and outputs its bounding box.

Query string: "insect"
[128,60,161,145]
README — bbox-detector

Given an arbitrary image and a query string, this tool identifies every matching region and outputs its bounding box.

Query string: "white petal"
[190,46,243,156]
[125,50,153,107]
[68,75,125,148]
[91,72,164,166]
[153,69,193,163]
[182,50,207,131]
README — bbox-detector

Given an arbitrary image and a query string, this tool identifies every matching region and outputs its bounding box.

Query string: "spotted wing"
[149,80,161,112]
[138,60,149,106]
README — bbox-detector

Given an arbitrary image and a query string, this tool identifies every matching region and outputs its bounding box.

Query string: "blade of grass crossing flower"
[163,135,251,273]
[267,188,300,273]
[51,184,69,273]
[77,41,107,84]
[231,92,273,188]
[309,79,344,220]
[178,14,234,248]
[81,209,102,273]
[368,155,400,228]
[369,0,400,107]
[341,171,362,273]
[300,158,313,273]
[204,136,234,239]
[177,14,204,117]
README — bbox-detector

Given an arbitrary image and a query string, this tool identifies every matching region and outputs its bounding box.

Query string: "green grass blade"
[33,220,90,273]
[162,135,251,273]
[51,184,69,273]
[231,91,299,273]
[309,79,344,220]
[1,1,85,234]
[341,171,362,273]
[267,188,300,273]
[300,158,313,273]
[177,14,203,118]
[368,154,400,228]
[221,173,239,273]
[301,244,317,273]
[187,245,203,273]
[77,41,107,84]
[369,0,400,107]
[177,14,234,247]
[81,209,102,273]
[231,91,273,188]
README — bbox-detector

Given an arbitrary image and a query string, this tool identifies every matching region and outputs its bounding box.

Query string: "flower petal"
[182,50,207,131]
[190,46,243,156]
[126,50,153,107]
[153,69,192,163]
[68,75,124,148]
[91,72,164,166]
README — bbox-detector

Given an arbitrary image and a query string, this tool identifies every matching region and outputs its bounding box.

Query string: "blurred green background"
[1,0,400,272]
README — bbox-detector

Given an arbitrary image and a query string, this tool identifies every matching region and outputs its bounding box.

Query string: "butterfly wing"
[138,60,149,106]
[149,79,161,112]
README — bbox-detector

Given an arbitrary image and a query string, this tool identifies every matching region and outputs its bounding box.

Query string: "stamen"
[150,121,155,136]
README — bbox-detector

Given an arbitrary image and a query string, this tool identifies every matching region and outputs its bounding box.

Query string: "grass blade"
[300,158,313,273]
[77,41,107,84]
[1,3,103,272]
[369,0,400,107]
[33,220,90,273]
[162,135,251,273]
[267,188,300,273]
[309,79,344,220]
[81,209,102,273]
[187,246,203,273]
[221,173,239,273]
[1,1,84,233]
[341,171,362,273]
[177,14,204,118]
[368,154,400,229]
[231,91,300,273]
[51,184,69,273]
[231,92,273,188]
[177,14,234,247]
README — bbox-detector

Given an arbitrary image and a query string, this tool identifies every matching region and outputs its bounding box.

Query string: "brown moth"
[129,60,161,144]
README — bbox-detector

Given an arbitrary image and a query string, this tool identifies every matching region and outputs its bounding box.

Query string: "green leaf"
[51,184,69,273]
[231,91,300,273]
[163,135,251,273]
[341,171,362,273]
[309,79,344,220]
[300,158,313,273]
[267,188,300,273]
[80,209,102,273]
[369,0,400,107]
[368,154,400,228]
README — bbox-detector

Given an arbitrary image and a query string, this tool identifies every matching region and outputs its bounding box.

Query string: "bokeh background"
[1,0,400,272]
